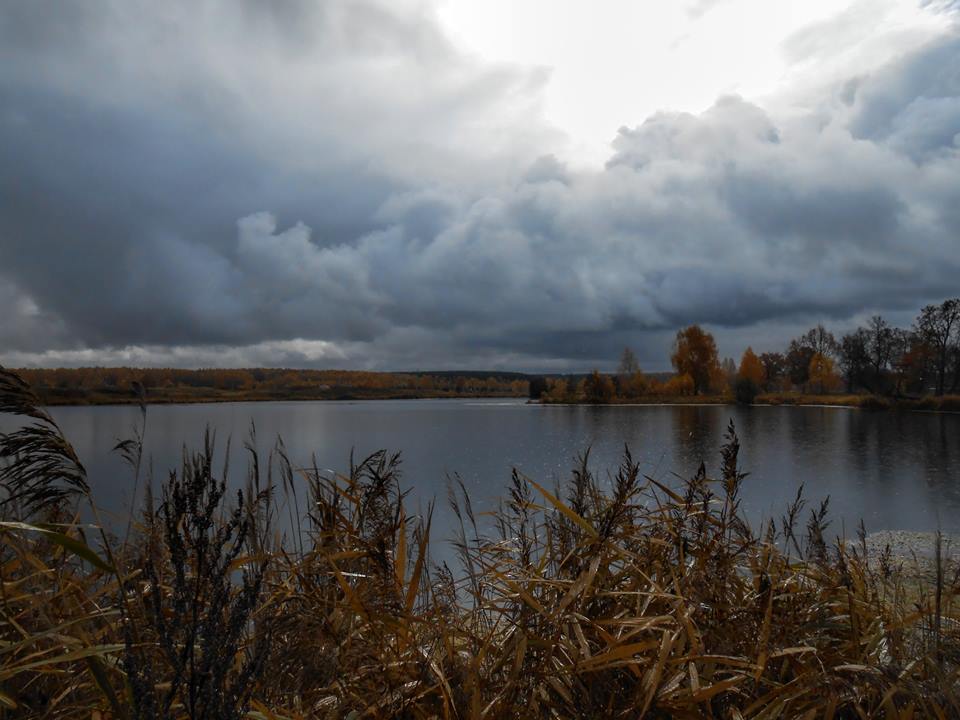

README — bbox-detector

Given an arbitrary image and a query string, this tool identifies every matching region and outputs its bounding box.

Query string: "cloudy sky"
[1,0,958,371]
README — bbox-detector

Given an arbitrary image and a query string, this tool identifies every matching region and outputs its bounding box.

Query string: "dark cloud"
[847,35,960,159]
[1,1,959,371]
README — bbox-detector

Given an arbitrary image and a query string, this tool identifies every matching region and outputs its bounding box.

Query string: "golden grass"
[755,392,873,408]
[758,393,960,411]
[541,394,732,406]
[1,366,959,718]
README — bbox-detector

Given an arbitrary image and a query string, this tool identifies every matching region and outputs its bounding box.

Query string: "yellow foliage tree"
[671,325,721,395]
[738,347,766,387]
[619,370,648,399]
[709,365,731,395]
[662,373,695,396]
[808,352,840,394]
[579,370,616,403]
[544,378,569,403]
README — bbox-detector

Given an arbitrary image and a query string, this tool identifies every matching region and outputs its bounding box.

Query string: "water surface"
[5,400,960,541]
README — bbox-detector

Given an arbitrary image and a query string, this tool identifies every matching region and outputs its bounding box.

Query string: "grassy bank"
[757,392,960,412]
[1,367,959,718]
[540,394,730,406]
[542,392,960,412]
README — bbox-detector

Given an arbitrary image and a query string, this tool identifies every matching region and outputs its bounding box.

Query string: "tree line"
[13,367,530,400]
[536,297,960,403]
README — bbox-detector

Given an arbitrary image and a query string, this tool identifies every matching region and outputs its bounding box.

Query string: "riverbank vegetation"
[540,297,960,409]
[10,368,529,405]
[1,366,959,718]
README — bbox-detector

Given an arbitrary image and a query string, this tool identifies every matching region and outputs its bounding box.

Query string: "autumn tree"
[808,352,839,394]
[671,325,720,396]
[661,373,695,396]
[730,348,762,404]
[889,328,920,396]
[786,339,816,389]
[580,370,615,403]
[718,357,736,390]
[759,352,786,391]
[544,378,569,403]
[737,347,766,387]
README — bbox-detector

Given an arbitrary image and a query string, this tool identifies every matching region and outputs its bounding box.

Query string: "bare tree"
[803,324,839,358]
[915,299,960,396]
[866,315,894,392]
[839,329,870,393]
[617,347,639,378]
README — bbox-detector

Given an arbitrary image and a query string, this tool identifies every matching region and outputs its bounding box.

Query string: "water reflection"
[0,400,957,537]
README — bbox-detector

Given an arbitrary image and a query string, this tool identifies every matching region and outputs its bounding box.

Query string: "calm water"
[5,400,960,541]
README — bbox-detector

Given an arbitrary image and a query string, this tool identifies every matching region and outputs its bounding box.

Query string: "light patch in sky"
[0,339,350,371]
[437,0,951,165]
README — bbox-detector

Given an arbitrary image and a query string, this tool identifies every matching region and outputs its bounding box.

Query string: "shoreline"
[32,392,527,408]
[856,531,960,561]
[28,393,960,412]
[540,393,960,413]
[852,532,960,587]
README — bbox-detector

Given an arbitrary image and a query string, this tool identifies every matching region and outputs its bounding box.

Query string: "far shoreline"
[34,391,525,408]
[539,392,960,413]
[31,390,960,413]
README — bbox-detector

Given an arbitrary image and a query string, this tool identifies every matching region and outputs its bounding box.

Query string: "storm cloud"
[1,0,959,370]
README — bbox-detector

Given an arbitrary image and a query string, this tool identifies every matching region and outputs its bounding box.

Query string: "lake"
[4,400,960,543]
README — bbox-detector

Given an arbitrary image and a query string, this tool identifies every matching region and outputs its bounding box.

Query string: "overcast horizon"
[2,0,959,373]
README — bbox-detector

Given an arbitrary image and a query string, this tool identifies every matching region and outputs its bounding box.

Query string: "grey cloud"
[847,34,960,158]
[1,1,960,372]
[523,155,570,185]
[0,276,73,353]
[607,96,781,170]
[921,1,960,15]
[0,0,547,349]
[0,85,394,346]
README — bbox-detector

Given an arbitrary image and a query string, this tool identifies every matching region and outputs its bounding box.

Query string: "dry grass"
[548,391,960,412]
[758,393,960,412]
[756,393,875,408]
[1,366,959,718]
[542,394,732,406]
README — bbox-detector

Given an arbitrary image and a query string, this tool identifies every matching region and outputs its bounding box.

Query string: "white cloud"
[3,339,349,370]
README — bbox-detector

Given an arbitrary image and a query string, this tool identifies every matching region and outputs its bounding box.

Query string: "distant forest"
[12,367,531,405]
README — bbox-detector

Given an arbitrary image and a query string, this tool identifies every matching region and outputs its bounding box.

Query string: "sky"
[0,0,958,372]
